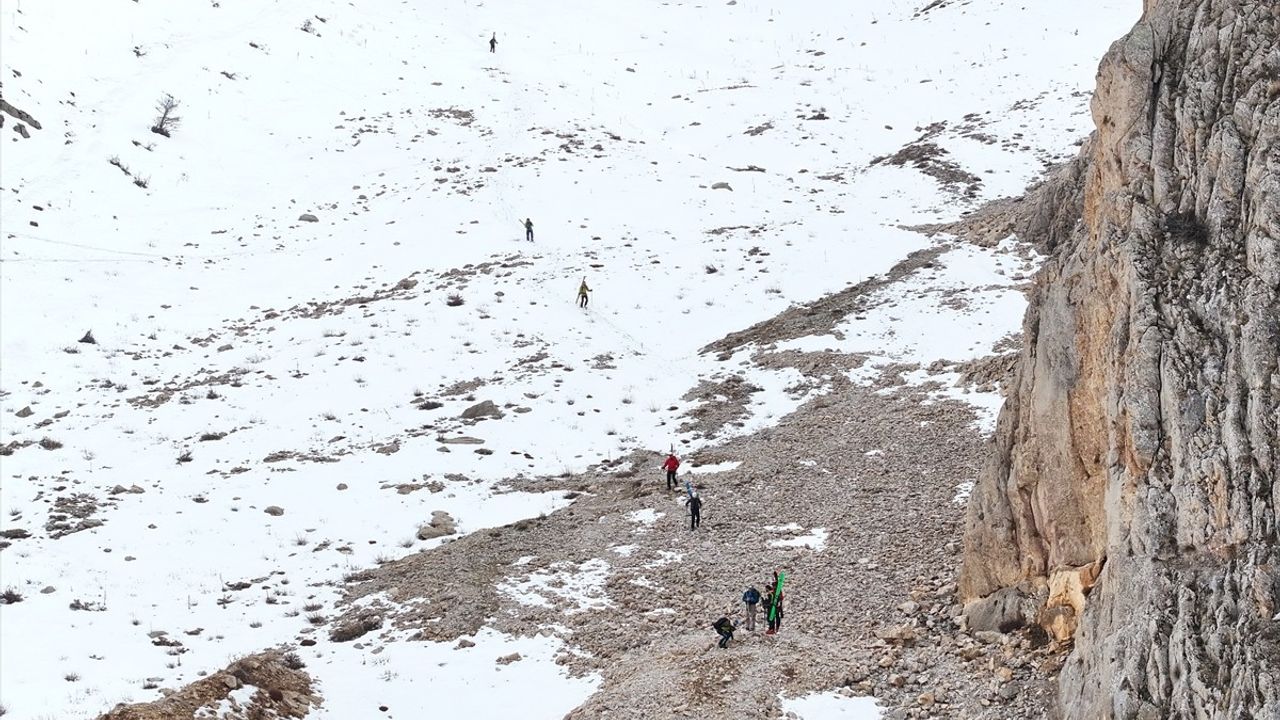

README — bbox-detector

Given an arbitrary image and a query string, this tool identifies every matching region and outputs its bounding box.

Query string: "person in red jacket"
[662,453,680,490]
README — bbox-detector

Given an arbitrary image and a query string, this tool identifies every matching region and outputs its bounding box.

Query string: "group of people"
[713,574,786,649]
[659,453,787,649]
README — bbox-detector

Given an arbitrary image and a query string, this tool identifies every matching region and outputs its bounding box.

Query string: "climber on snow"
[524,217,534,242]
[577,278,592,308]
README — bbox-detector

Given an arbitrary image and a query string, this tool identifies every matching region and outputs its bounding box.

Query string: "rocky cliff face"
[959,0,1280,718]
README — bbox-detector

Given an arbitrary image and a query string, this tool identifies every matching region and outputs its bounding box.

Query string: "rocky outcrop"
[960,1,1280,718]
[96,650,317,719]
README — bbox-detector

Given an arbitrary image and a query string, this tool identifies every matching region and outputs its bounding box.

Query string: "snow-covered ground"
[1,0,1134,717]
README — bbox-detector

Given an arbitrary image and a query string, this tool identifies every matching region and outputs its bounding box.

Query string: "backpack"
[713,617,732,632]
[743,588,760,605]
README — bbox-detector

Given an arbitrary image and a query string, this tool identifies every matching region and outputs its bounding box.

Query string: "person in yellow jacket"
[577,278,591,308]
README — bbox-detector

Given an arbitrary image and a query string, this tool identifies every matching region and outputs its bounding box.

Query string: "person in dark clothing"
[662,453,680,490]
[577,278,591,308]
[686,492,702,530]
[765,588,783,634]
[524,218,534,242]
[489,33,497,53]
[742,586,761,631]
[712,616,735,649]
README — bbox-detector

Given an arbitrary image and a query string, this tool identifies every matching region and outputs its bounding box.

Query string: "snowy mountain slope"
[0,0,1134,717]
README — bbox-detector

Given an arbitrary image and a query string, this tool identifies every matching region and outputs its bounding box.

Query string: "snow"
[686,461,742,474]
[309,628,599,719]
[625,509,663,527]
[769,528,830,551]
[499,559,613,613]
[783,691,882,720]
[0,0,1136,716]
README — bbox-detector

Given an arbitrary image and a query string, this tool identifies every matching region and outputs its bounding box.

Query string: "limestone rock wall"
[959,0,1280,717]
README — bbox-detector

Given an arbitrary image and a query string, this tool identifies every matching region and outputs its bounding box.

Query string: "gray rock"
[417,511,456,540]
[460,400,503,421]
[298,213,319,222]
[963,587,1032,633]
[437,436,484,445]
[264,506,284,516]
[15,406,33,418]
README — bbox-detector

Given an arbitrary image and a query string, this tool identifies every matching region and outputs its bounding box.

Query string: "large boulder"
[460,400,503,421]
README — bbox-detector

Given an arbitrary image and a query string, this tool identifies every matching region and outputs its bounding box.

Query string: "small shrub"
[133,176,150,189]
[151,93,181,137]
[176,450,193,463]
[303,602,323,612]
[705,264,718,274]
[38,438,63,450]
[248,620,262,628]
[282,652,306,670]
[294,534,308,546]
[0,588,23,604]
[445,293,464,307]
[65,673,80,682]
[305,612,325,625]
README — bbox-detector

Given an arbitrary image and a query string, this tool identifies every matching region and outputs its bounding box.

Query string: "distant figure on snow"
[663,452,681,490]
[489,33,497,53]
[712,616,735,649]
[524,218,534,242]
[742,586,761,631]
[577,278,591,308]
[686,492,702,530]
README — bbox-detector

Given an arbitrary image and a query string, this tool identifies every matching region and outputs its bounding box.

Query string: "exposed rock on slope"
[960,1,1280,718]
[96,650,317,719]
